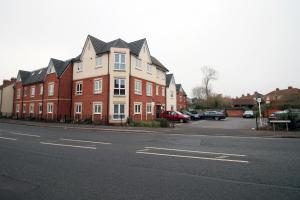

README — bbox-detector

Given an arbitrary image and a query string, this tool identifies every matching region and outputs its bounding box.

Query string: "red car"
[160,111,190,123]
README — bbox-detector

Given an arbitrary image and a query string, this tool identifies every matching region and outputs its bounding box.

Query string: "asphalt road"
[0,123,300,200]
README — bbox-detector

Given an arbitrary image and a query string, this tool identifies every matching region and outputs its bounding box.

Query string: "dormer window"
[95,56,102,68]
[49,64,55,74]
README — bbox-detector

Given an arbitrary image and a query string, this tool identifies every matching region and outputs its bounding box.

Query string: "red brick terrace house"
[264,86,300,106]
[13,58,73,120]
[231,92,263,109]
[176,84,187,111]
[71,35,169,124]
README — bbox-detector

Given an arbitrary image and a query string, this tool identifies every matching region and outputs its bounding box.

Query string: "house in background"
[176,84,187,111]
[264,86,300,106]
[71,35,168,124]
[166,74,177,111]
[0,78,16,116]
[231,92,263,109]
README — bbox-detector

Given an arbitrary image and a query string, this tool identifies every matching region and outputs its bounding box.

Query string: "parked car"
[160,111,190,123]
[181,110,201,120]
[268,110,289,121]
[243,110,254,118]
[203,111,226,120]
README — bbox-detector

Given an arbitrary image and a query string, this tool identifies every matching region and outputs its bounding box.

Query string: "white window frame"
[95,56,102,68]
[17,88,21,99]
[29,103,34,113]
[16,104,20,113]
[40,84,43,95]
[114,53,126,71]
[76,81,83,95]
[113,103,125,120]
[23,104,26,113]
[134,102,142,114]
[146,83,152,96]
[48,82,54,96]
[76,62,83,72]
[134,80,142,95]
[30,86,35,97]
[93,102,102,114]
[47,103,53,114]
[146,103,152,114]
[156,85,159,96]
[162,87,165,96]
[75,103,82,114]
[38,103,43,114]
[147,64,152,74]
[114,78,126,96]
[135,58,142,70]
[171,91,174,98]
[94,79,102,94]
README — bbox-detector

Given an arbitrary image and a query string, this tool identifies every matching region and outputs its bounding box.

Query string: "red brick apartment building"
[13,58,73,120]
[12,35,191,124]
[176,84,187,110]
[71,35,169,124]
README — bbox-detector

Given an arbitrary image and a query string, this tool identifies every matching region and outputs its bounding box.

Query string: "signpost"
[257,97,262,127]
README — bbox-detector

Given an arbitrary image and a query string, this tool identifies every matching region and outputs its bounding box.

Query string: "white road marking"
[136,151,249,164]
[40,142,96,149]
[8,131,40,138]
[60,138,111,145]
[0,136,17,141]
[144,147,246,157]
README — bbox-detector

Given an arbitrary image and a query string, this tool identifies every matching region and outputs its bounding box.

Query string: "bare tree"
[201,66,218,100]
[192,86,206,99]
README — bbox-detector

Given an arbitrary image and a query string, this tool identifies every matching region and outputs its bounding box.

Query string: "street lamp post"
[257,97,262,127]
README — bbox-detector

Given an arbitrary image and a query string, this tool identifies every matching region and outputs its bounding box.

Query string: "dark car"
[268,110,289,121]
[160,111,190,123]
[182,110,201,120]
[203,111,226,120]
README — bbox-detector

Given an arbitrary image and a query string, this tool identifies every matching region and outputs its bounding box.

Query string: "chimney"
[288,86,293,89]
[3,80,10,87]
[276,88,280,91]
[242,94,245,97]
[247,93,250,96]
[10,78,16,83]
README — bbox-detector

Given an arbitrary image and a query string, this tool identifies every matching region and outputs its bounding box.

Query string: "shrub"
[81,118,92,124]
[156,118,171,128]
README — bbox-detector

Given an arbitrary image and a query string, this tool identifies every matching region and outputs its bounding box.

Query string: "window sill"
[94,92,102,95]
[76,71,83,73]
[95,66,102,69]
[134,92,142,95]
[147,72,152,75]
[135,67,142,71]
[113,95,126,98]
[113,69,126,72]
[75,93,83,96]
[93,113,102,115]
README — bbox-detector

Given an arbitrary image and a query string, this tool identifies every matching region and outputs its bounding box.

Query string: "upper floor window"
[135,58,142,69]
[135,80,142,95]
[170,91,174,98]
[24,87,27,97]
[30,86,35,97]
[156,85,159,96]
[114,53,125,70]
[162,87,165,96]
[147,64,152,74]
[94,79,102,94]
[146,83,152,96]
[48,83,54,96]
[75,62,83,72]
[40,84,43,95]
[49,65,55,74]
[114,78,125,96]
[76,82,83,95]
[17,88,21,99]
[95,56,102,68]
[180,96,182,102]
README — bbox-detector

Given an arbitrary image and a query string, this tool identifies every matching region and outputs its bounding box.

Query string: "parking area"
[187,117,257,130]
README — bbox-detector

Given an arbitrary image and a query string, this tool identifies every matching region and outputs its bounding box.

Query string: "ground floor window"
[113,104,125,120]
[147,103,152,114]
[38,103,43,114]
[23,104,26,113]
[29,103,34,113]
[47,103,53,114]
[134,103,142,114]
[16,104,20,113]
[75,103,82,114]
[93,102,102,114]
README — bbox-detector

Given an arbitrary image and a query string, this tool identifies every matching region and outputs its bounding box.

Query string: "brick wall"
[177,91,187,111]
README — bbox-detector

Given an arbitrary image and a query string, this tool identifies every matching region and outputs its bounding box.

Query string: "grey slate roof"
[50,58,71,77]
[20,67,47,85]
[86,35,168,72]
[176,84,187,96]
[166,74,174,86]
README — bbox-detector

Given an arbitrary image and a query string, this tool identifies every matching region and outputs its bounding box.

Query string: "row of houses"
[0,35,187,124]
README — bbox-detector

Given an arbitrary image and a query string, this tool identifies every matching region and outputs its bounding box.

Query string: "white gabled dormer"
[16,73,22,82]
[138,41,152,65]
[47,60,56,75]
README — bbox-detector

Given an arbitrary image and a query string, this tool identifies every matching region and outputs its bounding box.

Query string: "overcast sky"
[0,0,299,97]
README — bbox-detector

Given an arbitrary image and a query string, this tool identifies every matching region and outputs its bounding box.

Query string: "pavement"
[0,122,300,199]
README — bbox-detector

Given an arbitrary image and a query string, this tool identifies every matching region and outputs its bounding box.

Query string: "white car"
[243,110,254,118]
